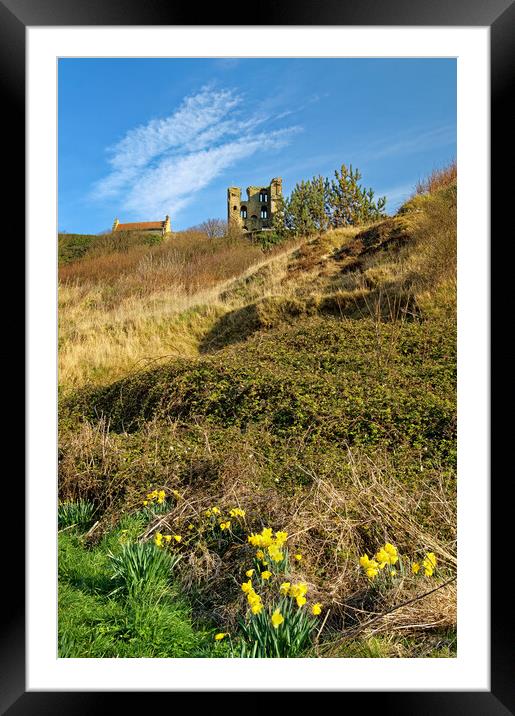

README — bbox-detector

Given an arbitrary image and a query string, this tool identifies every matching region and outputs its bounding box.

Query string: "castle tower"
[227,179,282,233]
[228,187,242,228]
[270,178,283,216]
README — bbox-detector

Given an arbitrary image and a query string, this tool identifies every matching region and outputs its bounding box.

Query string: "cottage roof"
[115,221,165,231]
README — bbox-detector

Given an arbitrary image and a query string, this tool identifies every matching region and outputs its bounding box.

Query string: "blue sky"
[58,58,456,234]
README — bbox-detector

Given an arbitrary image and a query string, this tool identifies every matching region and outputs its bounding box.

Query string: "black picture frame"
[5,0,510,711]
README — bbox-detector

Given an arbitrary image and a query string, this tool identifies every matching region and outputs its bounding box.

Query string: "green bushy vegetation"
[64,313,456,462]
[58,230,163,265]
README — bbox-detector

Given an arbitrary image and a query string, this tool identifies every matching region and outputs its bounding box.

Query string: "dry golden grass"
[416,160,457,195]
[73,425,455,642]
[58,235,306,391]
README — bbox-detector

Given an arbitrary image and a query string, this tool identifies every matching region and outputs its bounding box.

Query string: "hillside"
[58,170,457,658]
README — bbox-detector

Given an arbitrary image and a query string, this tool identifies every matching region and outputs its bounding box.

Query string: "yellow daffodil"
[279,582,291,596]
[241,580,253,594]
[275,531,288,546]
[157,490,166,504]
[296,595,307,607]
[214,632,228,641]
[360,554,379,579]
[261,528,273,546]
[312,603,322,616]
[261,570,272,580]
[154,532,164,547]
[390,569,397,576]
[143,500,148,506]
[268,544,284,563]
[271,609,284,628]
[251,601,263,615]
[212,507,220,515]
[164,535,172,543]
[375,543,399,569]
[256,549,265,560]
[422,552,437,576]
[425,552,437,568]
[205,509,212,517]
[289,583,308,599]
[172,490,182,500]
[247,590,260,605]
[294,553,302,561]
[229,507,245,518]
[375,548,390,568]
[384,543,398,562]
[173,535,182,542]
[246,569,255,577]
[188,524,194,530]
[412,562,421,574]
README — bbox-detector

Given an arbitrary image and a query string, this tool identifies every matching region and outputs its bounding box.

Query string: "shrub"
[108,541,180,599]
[58,500,96,531]
[416,160,457,195]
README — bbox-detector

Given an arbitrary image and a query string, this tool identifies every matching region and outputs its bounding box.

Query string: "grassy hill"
[58,229,164,265]
[58,166,457,658]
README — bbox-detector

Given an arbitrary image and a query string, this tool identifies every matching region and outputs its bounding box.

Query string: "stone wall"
[228,178,282,233]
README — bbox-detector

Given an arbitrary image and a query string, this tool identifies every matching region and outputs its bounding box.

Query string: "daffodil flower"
[279,582,291,596]
[271,609,284,628]
[241,580,253,594]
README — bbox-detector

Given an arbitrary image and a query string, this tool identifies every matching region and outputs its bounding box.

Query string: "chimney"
[112,218,119,232]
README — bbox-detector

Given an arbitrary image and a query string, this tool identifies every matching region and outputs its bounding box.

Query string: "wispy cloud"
[360,125,456,163]
[92,86,300,219]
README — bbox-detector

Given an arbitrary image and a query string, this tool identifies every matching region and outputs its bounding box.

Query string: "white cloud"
[123,129,298,217]
[92,86,300,219]
[361,125,456,163]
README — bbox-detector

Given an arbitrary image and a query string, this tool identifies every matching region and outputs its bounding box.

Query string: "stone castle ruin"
[227,178,282,233]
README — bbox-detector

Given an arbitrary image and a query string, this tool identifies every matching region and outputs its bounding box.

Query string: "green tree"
[327,164,386,227]
[281,176,331,237]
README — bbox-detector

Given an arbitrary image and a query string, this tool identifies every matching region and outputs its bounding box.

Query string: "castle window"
[259,190,268,203]
[260,206,268,219]
[240,206,247,219]
[233,205,238,211]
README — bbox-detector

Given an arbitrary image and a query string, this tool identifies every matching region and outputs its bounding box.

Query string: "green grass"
[58,518,226,658]
[314,630,457,658]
